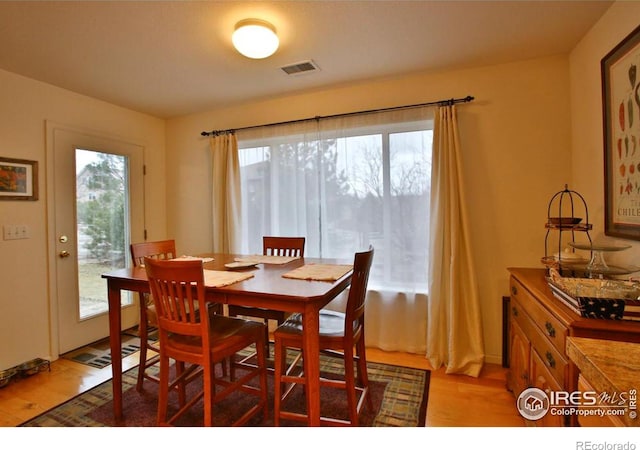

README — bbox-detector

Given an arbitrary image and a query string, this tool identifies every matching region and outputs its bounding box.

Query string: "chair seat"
[167,315,265,359]
[275,310,349,337]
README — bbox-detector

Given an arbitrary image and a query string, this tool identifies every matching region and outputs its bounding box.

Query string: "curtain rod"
[200,95,474,136]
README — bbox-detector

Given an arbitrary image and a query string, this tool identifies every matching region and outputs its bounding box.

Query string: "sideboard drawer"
[510,277,568,355]
[511,295,567,386]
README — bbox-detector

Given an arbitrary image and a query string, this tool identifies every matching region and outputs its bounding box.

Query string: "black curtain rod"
[200,95,474,137]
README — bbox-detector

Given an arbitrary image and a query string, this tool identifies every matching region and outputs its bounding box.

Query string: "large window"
[237,112,433,292]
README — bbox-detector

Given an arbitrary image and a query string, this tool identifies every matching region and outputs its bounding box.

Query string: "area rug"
[61,329,157,369]
[19,353,429,427]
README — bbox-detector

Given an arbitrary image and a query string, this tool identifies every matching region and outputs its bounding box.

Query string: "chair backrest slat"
[263,236,305,257]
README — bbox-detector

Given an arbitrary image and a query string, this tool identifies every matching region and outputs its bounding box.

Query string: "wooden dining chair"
[130,239,177,392]
[131,240,225,392]
[228,236,305,355]
[144,257,269,426]
[272,245,374,426]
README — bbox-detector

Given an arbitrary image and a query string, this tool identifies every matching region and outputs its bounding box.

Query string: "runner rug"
[19,354,429,427]
[61,329,157,369]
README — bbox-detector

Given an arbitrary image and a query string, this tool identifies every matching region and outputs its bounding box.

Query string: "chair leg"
[175,361,187,407]
[270,314,286,358]
[264,319,271,356]
[157,354,170,425]
[203,361,213,426]
[356,337,373,411]
[136,304,149,392]
[343,346,358,426]
[207,304,227,377]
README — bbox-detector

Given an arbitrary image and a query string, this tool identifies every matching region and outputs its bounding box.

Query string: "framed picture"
[0,157,38,201]
[603,24,640,240]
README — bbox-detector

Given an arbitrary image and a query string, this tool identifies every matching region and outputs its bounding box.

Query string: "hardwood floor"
[0,346,524,427]
[366,348,524,427]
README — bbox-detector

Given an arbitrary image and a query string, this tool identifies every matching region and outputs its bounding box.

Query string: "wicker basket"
[546,269,640,321]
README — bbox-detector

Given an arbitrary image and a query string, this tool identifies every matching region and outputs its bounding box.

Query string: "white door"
[47,123,143,354]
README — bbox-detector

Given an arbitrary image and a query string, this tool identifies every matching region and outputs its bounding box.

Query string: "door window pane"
[76,149,130,319]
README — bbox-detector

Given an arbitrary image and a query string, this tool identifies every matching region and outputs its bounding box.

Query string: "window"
[237,110,433,293]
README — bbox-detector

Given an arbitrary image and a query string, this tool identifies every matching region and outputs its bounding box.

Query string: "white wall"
[570,2,640,268]
[0,69,166,369]
[166,54,573,365]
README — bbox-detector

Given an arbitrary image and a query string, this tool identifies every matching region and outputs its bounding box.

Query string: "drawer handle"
[545,321,556,338]
[511,285,518,296]
[545,351,556,369]
[512,307,518,317]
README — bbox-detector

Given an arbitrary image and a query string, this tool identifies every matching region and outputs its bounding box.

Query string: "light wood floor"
[0,347,524,427]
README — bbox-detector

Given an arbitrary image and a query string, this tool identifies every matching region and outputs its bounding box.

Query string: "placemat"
[234,255,299,265]
[171,255,214,263]
[203,269,254,287]
[282,264,353,281]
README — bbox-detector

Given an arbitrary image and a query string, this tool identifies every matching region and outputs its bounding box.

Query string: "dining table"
[101,252,353,426]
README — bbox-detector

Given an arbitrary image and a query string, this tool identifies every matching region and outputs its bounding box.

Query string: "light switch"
[16,224,29,239]
[3,224,29,240]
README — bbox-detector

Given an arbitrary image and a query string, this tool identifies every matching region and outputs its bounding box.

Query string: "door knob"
[59,250,70,258]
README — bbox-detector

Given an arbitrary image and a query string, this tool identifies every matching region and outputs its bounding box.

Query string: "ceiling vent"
[281,60,320,76]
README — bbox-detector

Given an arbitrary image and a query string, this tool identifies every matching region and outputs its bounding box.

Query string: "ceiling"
[0,1,613,119]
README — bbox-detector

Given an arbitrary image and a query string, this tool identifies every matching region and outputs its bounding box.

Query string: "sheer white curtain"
[209,133,242,253]
[427,105,484,377]
[236,107,433,353]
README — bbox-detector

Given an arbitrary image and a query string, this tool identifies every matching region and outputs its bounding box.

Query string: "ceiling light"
[232,19,279,59]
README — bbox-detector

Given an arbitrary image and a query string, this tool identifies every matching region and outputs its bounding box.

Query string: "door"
[530,350,565,426]
[47,123,143,354]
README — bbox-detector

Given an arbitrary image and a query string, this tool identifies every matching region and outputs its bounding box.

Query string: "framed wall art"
[603,24,640,240]
[0,157,38,201]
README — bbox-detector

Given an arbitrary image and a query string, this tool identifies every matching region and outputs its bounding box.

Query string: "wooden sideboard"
[506,267,640,426]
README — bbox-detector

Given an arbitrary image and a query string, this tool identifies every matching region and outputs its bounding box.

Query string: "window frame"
[237,118,433,293]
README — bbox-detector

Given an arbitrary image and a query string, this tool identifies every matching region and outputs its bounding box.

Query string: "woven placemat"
[282,263,353,281]
[234,255,300,265]
[203,269,254,287]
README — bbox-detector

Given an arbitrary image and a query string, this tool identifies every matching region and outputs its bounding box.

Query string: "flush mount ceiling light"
[232,19,279,59]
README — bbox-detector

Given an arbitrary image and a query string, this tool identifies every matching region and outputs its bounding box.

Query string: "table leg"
[301,305,321,426]
[107,281,123,420]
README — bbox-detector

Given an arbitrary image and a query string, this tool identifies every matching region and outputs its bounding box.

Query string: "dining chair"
[131,240,225,392]
[130,239,177,392]
[144,257,269,426]
[228,236,305,355]
[272,245,374,426]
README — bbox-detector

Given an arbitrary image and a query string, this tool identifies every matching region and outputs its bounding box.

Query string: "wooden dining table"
[101,252,353,426]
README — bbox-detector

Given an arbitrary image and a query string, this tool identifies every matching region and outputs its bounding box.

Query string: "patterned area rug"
[20,351,430,427]
[61,329,157,369]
